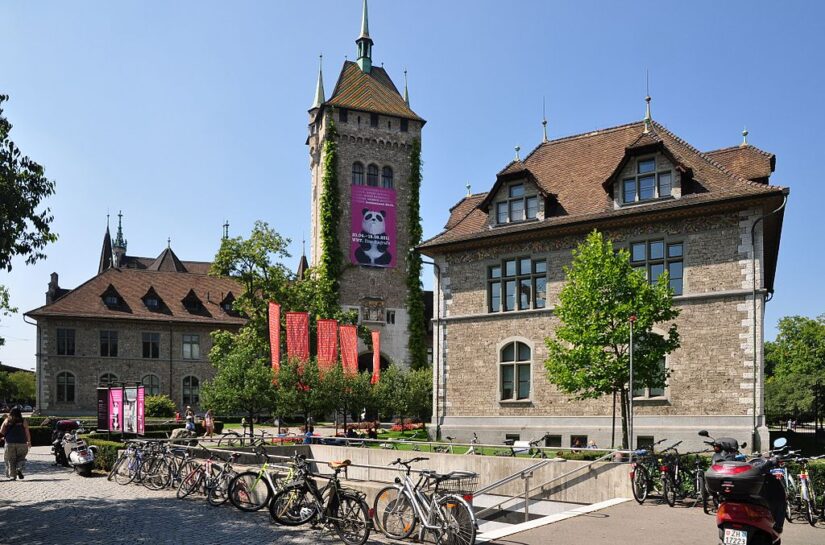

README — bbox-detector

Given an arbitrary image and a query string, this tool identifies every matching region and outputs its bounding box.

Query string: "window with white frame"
[495,183,539,225]
[622,157,673,204]
[629,239,683,295]
[500,340,531,401]
[182,334,200,360]
[633,358,667,399]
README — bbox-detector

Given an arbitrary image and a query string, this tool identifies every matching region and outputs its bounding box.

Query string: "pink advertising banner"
[124,387,138,434]
[108,388,123,432]
[137,386,145,435]
[350,185,396,268]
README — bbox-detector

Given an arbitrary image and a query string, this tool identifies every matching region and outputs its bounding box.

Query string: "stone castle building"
[307,0,426,369]
[420,109,788,451]
[25,215,243,415]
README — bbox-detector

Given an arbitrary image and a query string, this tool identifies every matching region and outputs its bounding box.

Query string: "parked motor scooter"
[51,419,97,476]
[705,437,788,545]
[698,430,747,463]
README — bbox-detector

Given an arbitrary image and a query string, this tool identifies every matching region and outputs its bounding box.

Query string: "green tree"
[373,364,409,421]
[144,394,176,418]
[275,358,329,425]
[318,118,341,304]
[406,366,433,422]
[0,371,13,401]
[544,230,680,448]
[764,314,825,421]
[320,364,373,430]
[8,372,35,402]
[0,95,58,346]
[201,327,277,435]
[405,138,428,370]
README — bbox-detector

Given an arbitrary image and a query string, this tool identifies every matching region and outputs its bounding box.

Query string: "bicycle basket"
[433,471,479,498]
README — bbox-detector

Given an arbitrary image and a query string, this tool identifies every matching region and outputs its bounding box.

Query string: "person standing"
[1,407,32,480]
[203,409,214,438]
[184,406,195,433]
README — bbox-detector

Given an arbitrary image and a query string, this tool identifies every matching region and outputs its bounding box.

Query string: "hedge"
[84,438,124,472]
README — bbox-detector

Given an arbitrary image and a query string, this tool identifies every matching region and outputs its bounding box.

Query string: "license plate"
[723,528,747,545]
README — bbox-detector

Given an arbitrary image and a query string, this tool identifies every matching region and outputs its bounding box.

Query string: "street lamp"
[629,314,637,451]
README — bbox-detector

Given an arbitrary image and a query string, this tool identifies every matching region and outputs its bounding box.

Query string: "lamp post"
[629,314,637,451]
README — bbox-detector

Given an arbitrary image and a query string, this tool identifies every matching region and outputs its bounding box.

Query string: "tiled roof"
[148,247,187,273]
[119,255,211,275]
[421,120,786,250]
[26,267,245,326]
[325,61,424,122]
[705,145,775,182]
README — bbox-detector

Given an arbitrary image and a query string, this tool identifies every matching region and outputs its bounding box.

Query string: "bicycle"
[228,445,293,512]
[268,454,371,545]
[529,434,551,459]
[373,456,477,545]
[792,454,824,526]
[177,447,240,506]
[109,440,149,485]
[629,438,667,504]
[433,436,455,454]
[657,441,684,507]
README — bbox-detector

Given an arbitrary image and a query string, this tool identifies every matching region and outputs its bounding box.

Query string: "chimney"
[46,272,60,304]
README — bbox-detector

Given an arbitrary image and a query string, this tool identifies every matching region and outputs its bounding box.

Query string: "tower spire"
[355,0,373,73]
[311,54,325,109]
[643,71,652,134]
[403,69,410,107]
[542,97,548,143]
[113,211,127,251]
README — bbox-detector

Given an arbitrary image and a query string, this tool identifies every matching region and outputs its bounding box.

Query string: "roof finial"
[643,70,652,134]
[741,127,749,147]
[466,182,472,196]
[302,235,306,257]
[311,54,325,109]
[355,0,373,73]
[514,145,521,161]
[113,210,127,250]
[403,69,410,107]
[542,96,549,143]
[167,237,171,249]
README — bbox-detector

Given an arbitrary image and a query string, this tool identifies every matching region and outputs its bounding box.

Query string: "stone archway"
[357,352,391,374]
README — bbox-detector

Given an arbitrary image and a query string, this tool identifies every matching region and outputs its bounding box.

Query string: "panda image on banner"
[355,208,392,266]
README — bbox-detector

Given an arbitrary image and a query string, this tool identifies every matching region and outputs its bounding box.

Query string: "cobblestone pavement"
[0,447,381,545]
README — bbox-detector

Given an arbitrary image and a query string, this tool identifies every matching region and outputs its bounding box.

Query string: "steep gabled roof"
[148,247,188,273]
[421,120,787,251]
[99,226,114,274]
[325,61,424,122]
[26,268,244,326]
[705,145,775,182]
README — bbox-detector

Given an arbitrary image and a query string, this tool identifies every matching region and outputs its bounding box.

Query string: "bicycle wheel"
[218,431,240,447]
[229,471,274,512]
[143,457,171,491]
[177,466,203,499]
[373,486,416,539]
[208,471,237,507]
[331,492,371,545]
[663,474,677,507]
[632,465,649,504]
[269,486,317,526]
[436,494,476,545]
[114,454,139,485]
[785,478,796,522]
[697,472,711,514]
[107,454,127,482]
[803,498,816,526]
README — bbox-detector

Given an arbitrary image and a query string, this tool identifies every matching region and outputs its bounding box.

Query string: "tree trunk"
[620,387,629,449]
[248,409,255,436]
[611,388,617,449]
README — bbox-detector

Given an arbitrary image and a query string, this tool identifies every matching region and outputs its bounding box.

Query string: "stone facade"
[35,317,232,415]
[430,190,777,451]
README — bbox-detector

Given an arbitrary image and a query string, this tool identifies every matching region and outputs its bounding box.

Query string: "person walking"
[184,406,195,433]
[1,407,32,480]
[203,409,214,438]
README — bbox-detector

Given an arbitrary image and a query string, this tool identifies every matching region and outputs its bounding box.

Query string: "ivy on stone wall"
[405,137,428,370]
[319,117,341,308]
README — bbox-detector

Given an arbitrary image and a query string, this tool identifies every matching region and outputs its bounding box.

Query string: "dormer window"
[220,292,236,315]
[142,286,164,312]
[182,289,204,313]
[104,295,119,306]
[100,284,124,309]
[145,297,159,310]
[622,158,673,204]
[496,183,538,225]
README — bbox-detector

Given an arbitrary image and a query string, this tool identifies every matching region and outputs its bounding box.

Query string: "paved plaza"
[2,447,823,545]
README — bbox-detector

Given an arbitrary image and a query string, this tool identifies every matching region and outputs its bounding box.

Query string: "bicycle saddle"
[328,459,352,469]
[446,436,455,441]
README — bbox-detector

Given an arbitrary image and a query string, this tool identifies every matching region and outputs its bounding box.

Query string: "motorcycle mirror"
[772,437,787,449]
[698,430,709,437]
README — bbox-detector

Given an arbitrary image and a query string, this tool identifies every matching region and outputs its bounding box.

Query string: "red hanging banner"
[268,302,281,372]
[371,330,381,384]
[317,319,339,371]
[339,325,359,375]
[286,311,310,362]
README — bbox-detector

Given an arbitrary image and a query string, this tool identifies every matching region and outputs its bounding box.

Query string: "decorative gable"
[182,289,209,316]
[141,286,166,313]
[479,164,551,227]
[100,284,128,310]
[604,136,689,208]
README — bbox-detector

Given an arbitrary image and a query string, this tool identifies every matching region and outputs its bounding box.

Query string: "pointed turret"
[356,0,373,73]
[112,211,128,267]
[99,219,114,274]
[311,54,325,109]
[403,69,410,107]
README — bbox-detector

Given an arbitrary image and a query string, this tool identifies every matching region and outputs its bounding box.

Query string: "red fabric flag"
[286,312,310,362]
[340,325,359,375]
[317,319,339,371]
[371,330,381,384]
[268,302,281,372]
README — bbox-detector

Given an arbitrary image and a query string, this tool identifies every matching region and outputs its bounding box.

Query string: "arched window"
[99,373,118,387]
[182,376,200,406]
[142,374,160,396]
[367,164,379,186]
[499,340,531,401]
[381,166,394,189]
[57,371,76,403]
[352,162,365,185]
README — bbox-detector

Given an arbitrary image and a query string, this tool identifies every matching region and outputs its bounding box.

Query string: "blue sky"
[1,1,824,371]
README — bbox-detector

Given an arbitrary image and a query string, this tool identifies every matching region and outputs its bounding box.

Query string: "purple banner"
[108,388,123,432]
[350,185,396,268]
[137,386,145,435]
